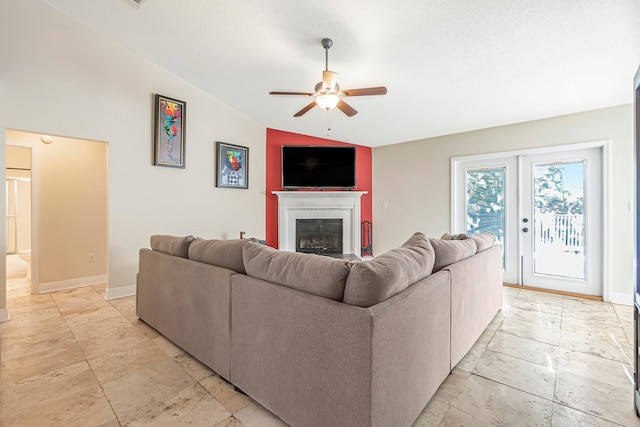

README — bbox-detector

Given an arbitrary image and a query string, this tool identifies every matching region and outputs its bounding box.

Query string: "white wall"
[372,105,634,301]
[0,0,266,309]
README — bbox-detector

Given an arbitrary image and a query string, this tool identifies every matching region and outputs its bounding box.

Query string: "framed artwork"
[154,94,186,168]
[216,141,249,189]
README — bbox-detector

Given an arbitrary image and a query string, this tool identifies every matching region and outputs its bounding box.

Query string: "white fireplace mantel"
[273,191,367,257]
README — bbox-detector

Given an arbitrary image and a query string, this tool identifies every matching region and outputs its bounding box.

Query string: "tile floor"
[1,278,639,426]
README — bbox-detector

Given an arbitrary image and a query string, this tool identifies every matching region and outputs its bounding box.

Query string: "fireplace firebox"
[296,219,343,255]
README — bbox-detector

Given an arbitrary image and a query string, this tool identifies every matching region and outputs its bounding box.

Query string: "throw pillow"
[343,232,436,308]
[150,235,196,258]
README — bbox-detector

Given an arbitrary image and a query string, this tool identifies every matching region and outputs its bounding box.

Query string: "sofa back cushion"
[150,235,196,258]
[242,242,351,301]
[343,232,436,308]
[471,231,495,252]
[189,238,251,274]
[430,238,477,272]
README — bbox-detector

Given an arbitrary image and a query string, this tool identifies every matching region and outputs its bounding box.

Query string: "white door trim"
[6,140,40,295]
[451,139,611,300]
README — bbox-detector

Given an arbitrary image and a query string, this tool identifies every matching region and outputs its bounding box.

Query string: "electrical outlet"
[88,253,95,262]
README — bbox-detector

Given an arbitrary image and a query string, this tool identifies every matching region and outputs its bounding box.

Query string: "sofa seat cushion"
[343,232,436,308]
[430,238,477,272]
[188,238,251,274]
[150,235,196,258]
[242,242,351,301]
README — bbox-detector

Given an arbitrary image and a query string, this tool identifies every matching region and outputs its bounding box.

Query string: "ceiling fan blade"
[340,87,387,97]
[270,91,314,96]
[336,99,358,117]
[294,102,317,117]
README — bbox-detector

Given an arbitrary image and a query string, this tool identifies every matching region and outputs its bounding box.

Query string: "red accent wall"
[266,128,373,248]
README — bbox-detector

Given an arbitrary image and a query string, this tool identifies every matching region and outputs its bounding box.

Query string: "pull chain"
[326,110,331,137]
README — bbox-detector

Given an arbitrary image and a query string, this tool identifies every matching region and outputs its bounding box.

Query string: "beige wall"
[372,105,634,301]
[6,146,32,253]
[7,131,108,283]
[0,0,266,310]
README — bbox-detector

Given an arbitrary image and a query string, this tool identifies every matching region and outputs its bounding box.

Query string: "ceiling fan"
[269,38,387,117]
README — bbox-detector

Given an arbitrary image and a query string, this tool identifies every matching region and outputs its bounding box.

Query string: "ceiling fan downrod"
[321,38,333,71]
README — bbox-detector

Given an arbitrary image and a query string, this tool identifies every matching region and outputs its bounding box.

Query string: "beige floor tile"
[101,354,196,417]
[555,349,636,426]
[0,306,67,340]
[473,349,556,400]
[1,336,85,383]
[200,374,253,414]
[109,295,138,323]
[234,402,289,427]
[488,330,559,369]
[562,296,620,325]
[551,403,621,427]
[1,318,75,361]
[173,350,214,381]
[499,306,562,345]
[438,405,488,426]
[52,287,111,316]
[431,368,470,405]
[554,370,636,426]
[451,375,554,426]
[64,304,124,329]
[0,361,116,427]
[412,396,449,426]
[87,340,167,384]
[453,341,485,373]
[77,323,150,360]
[513,290,564,316]
[213,415,246,427]
[118,383,230,426]
[559,317,632,364]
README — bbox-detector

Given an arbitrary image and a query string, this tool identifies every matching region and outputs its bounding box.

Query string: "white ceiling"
[43,0,640,147]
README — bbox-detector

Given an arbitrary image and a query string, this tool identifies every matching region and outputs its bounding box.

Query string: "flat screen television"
[281,145,356,189]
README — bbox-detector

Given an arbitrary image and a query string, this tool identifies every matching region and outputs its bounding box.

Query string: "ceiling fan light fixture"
[316,94,340,111]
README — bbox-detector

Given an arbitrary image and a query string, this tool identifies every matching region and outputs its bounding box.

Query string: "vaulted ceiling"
[43,0,640,147]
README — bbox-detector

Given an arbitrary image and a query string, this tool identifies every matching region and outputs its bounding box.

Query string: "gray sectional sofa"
[136,231,503,427]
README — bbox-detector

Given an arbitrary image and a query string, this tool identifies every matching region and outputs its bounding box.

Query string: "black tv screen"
[282,145,356,189]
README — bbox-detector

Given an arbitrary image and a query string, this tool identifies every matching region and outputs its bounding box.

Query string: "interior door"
[520,148,602,295]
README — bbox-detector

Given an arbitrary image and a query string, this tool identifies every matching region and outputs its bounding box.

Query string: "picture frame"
[153,94,186,168]
[216,141,249,189]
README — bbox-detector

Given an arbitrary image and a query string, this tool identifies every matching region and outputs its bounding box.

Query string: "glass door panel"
[465,167,506,266]
[521,147,602,296]
[532,161,585,280]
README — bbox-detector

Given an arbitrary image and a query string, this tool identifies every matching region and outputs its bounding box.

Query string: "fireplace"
[296,219,343,255]
[272,191,367,257]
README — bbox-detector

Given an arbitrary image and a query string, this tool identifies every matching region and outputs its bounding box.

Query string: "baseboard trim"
[0,308,10,323]
[504,283,633,305]
[105,284,136,300]
[503,283,603,301]
[610,292,633,306]
[39,274,108,294]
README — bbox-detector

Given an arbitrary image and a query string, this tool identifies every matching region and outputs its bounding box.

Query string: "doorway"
[453,142,607,297]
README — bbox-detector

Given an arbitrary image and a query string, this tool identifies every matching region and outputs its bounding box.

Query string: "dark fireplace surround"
[295,219,343,255]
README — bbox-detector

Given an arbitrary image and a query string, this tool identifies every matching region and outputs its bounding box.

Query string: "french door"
[453,146,603,296]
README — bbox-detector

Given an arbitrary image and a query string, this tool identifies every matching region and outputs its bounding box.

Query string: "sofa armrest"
[230,270,450,427]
